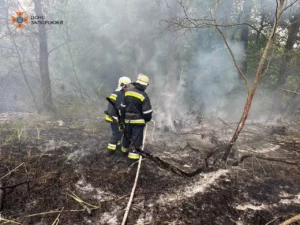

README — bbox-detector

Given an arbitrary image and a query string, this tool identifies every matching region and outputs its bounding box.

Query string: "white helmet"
[118,76,131,87]
[136,73,149,86]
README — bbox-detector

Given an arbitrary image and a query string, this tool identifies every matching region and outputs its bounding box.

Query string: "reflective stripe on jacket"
[120,83,152,125]
[105,87,125,123]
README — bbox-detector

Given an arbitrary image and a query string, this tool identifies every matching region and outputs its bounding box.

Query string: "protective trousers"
[107,123,122,151]
[122,124,145,159]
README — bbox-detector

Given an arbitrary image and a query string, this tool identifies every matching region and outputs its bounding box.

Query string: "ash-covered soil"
[0,113,299,225]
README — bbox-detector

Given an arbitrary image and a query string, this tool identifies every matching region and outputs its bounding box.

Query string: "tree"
[169,0,292,161]
[220,0,290,161]
[33,0,54,112]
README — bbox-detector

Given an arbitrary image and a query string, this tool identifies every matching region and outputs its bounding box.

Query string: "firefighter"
[105,76,131,152]
[120,73,153,159]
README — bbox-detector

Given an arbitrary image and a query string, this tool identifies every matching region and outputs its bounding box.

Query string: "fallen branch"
[240,154,300,166]
[143,153,213,177]
[280,214,300,225]
[1,163,25,180]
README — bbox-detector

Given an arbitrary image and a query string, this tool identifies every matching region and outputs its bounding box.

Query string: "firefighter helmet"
[136,73,149,86]
[118,76,131,87]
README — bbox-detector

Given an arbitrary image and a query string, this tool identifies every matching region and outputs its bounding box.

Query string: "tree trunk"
[34,0,54,112]
[240,0,252,75]
[223,1,285,161]
[277,15,300,88]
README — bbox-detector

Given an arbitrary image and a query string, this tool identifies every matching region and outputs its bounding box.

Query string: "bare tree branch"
[167,2,268,41]
[215,27,250,93]
[212,1,250,93]
[6,10,39,111]
[282,0,299,13]
[280,88,300,95]
[48,40,70,56]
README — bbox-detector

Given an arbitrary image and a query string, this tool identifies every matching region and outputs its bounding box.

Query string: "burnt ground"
[0,114,299,225]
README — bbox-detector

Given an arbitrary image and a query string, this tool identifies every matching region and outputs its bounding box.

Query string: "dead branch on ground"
[280,214,300,225]
[240,154,300,166]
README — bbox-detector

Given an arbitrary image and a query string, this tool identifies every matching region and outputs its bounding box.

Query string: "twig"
[215,26,250,93]
[266,216,280,225]
[68,192,99,209]
[240,155,300,166]
[22,194,130,219]
[65,43,90,117]
[1,163,24,180]
[0,181,29,190]
[0,217,22,224]
[23,209,86,218]
[282,0,299,14]
[51,207,64,225]
[48,40,69,56]
[280,214,300,225]
[280,88,300,95]
[7,22,39,111]
[186,142,201,152]
[173,144,189,154]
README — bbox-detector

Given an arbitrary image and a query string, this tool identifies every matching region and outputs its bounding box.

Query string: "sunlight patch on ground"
[157,169,229,204]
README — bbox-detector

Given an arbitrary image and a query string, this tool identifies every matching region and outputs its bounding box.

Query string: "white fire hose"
[121,120,155,225]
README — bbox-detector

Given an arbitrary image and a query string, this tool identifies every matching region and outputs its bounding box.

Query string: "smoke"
[191,42,243,115]
[2,0,289,122]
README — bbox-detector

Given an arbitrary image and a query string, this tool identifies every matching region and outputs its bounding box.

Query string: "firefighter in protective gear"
[105,76,131,152]
[120,73,153,159]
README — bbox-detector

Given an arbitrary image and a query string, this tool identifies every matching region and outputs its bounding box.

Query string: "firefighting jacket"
[105,87,125,123]
[120,83,153,125]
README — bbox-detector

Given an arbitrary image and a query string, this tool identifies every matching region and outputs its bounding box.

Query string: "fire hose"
[121,124,148,225]
[105,97,208,177]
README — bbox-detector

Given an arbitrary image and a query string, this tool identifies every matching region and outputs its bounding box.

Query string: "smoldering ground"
[1,0,300,224]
